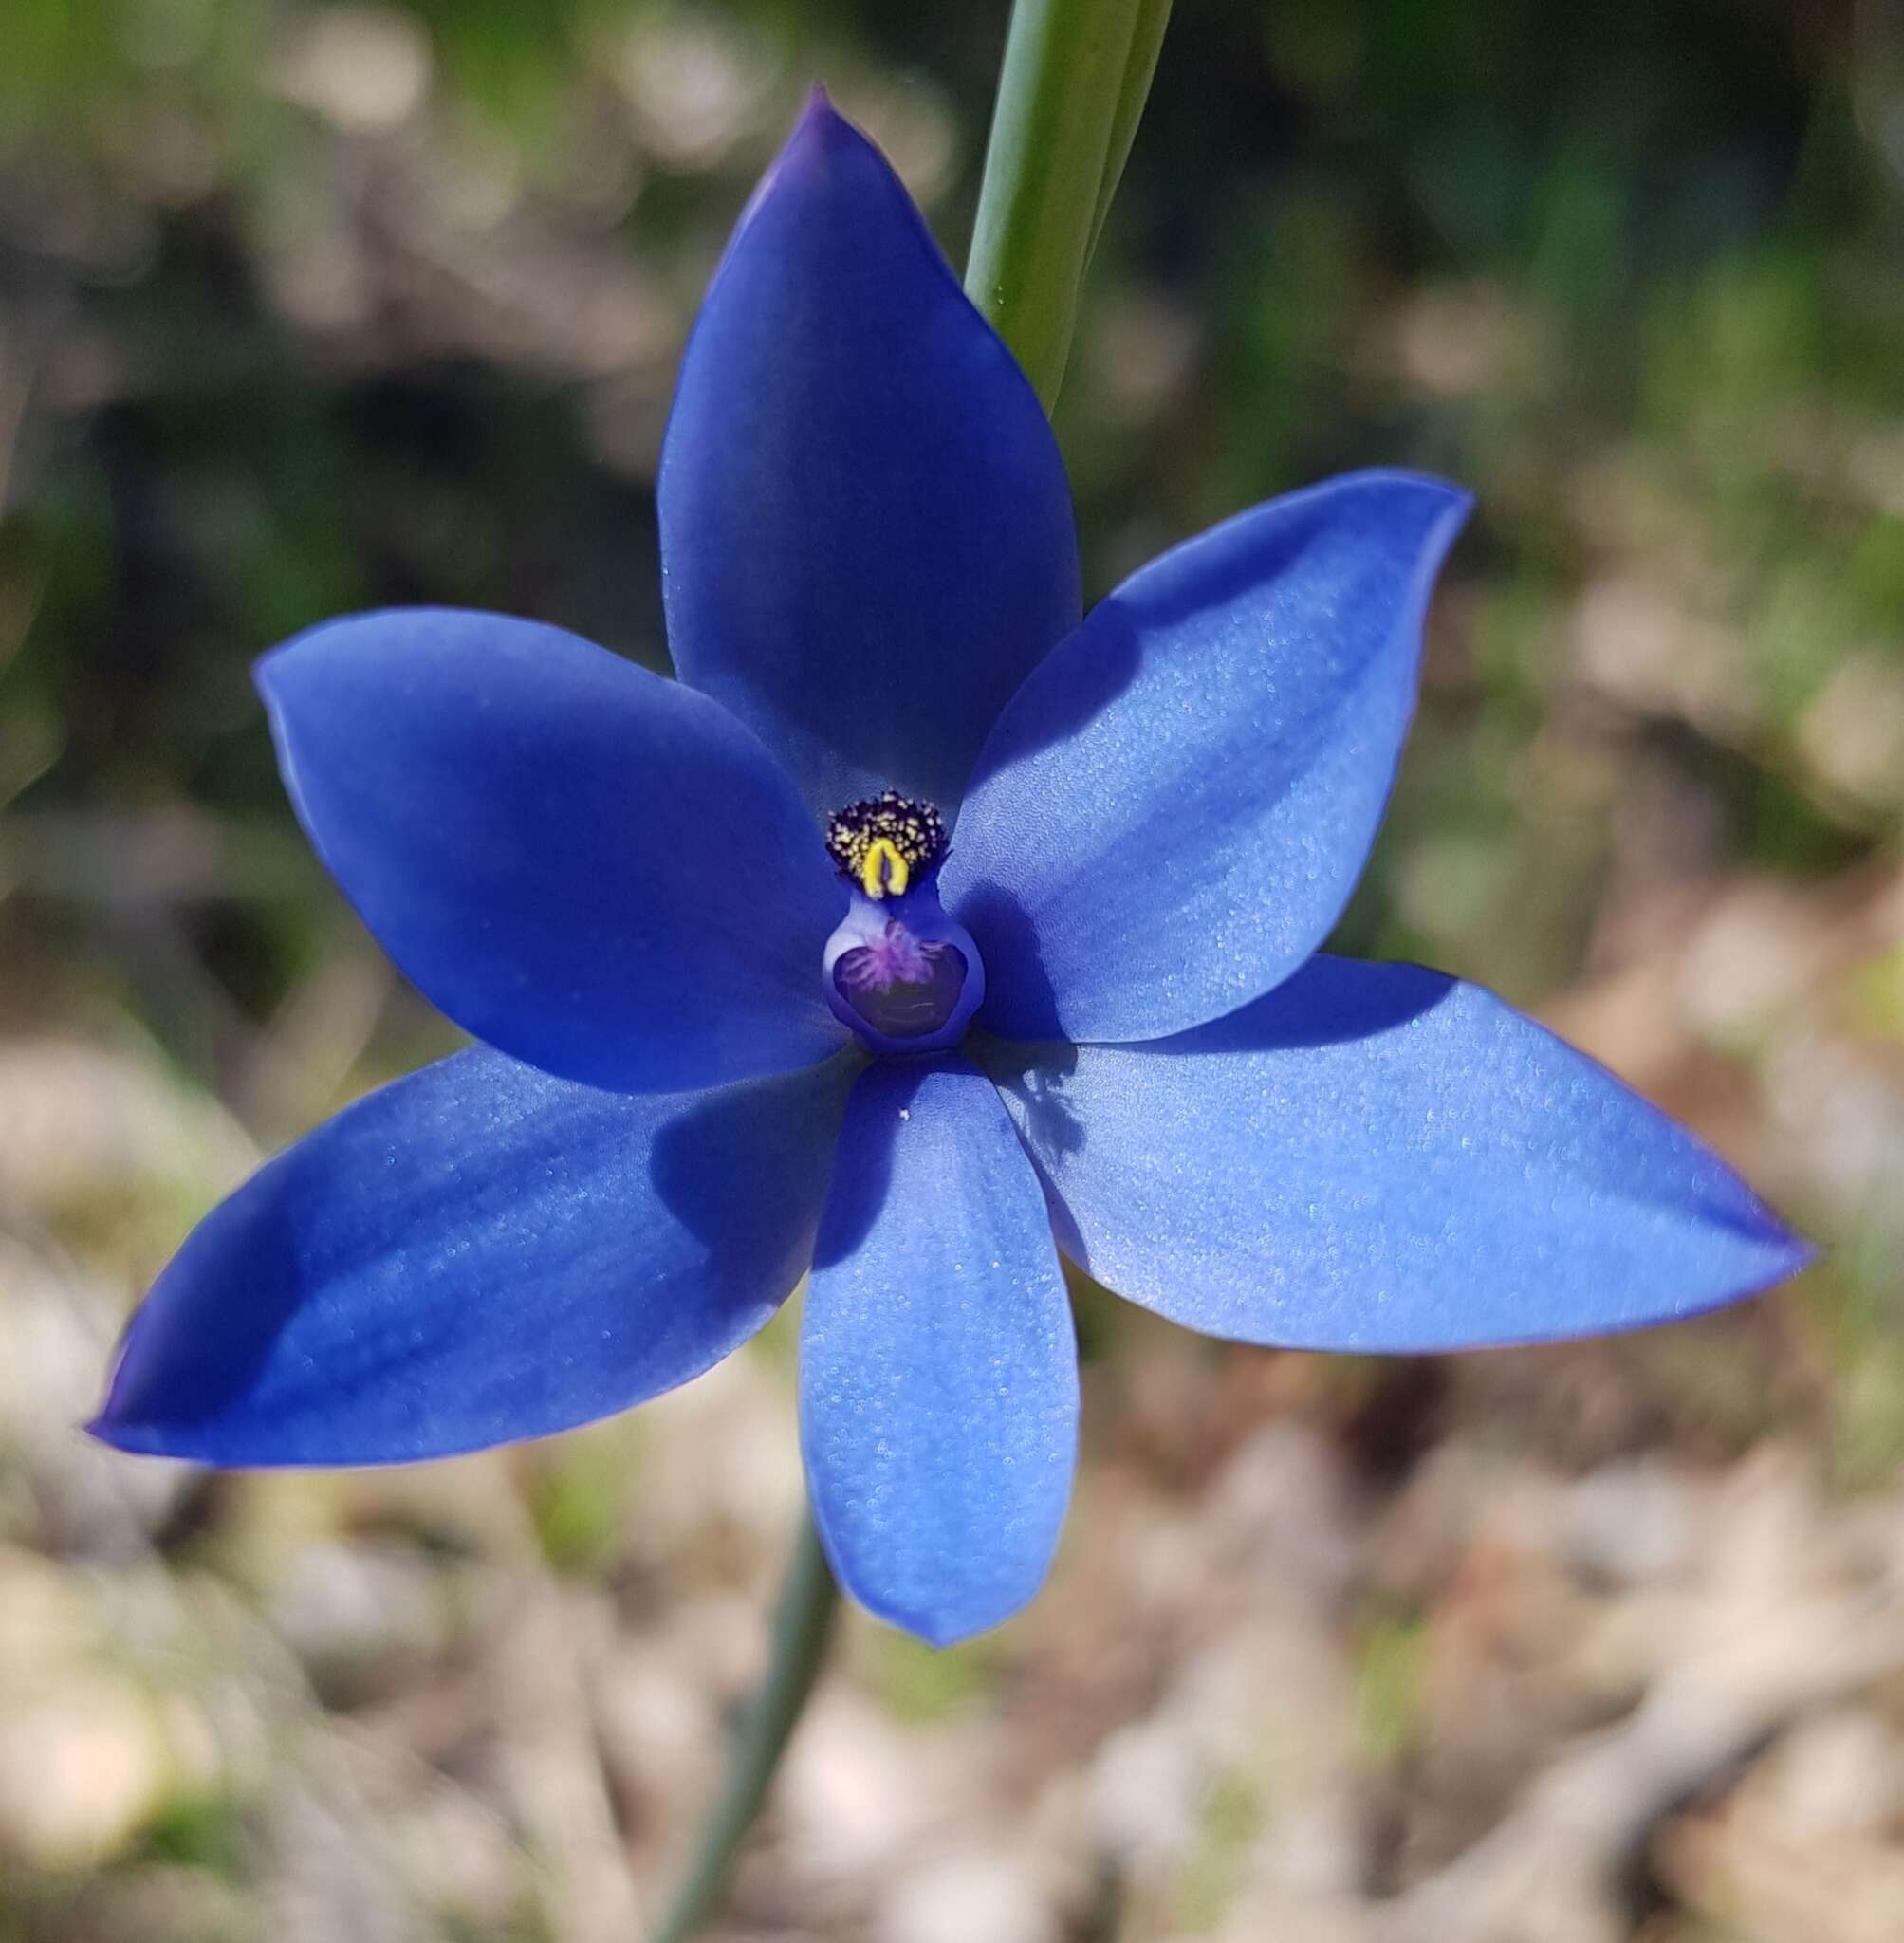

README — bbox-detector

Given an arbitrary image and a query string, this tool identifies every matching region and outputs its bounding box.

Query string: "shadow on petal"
[953,876,1065,1047]
[960,604,1144,790]
[649,1048,860,1251]
[806,1061,921,1271]
[1141,955,1460,1056]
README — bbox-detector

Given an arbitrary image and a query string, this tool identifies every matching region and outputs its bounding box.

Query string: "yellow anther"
[860,838,910,899]
[826,790,946,897]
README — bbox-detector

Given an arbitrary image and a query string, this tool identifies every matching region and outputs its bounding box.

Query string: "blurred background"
[3,1,1903,1938]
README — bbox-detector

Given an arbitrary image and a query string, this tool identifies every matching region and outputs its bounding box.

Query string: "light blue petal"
[944,472,1470,1043]
[91,1047,857,1463]
[981,955,1812,1351]
[259,608,849,1093]
[801,1058,1077,1644]
[658,96,1081,821]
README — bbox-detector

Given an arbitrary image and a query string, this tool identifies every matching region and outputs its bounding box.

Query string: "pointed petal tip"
[251,605,363,681]
[251,619,320,708]
[1581,1214,1816,1344]
[1338,465,1477,538]
[808,1430,1053,1647]
[1424,474,1477,545]
[912,1614,994,1652]
[1432,478,1477,537]
[807,1432,1044,1649]
[251,605,457,699]
[83,1409,160,1459]
[84,1355,137,1448]
[1760,1222,1821,1286]
[85,1361,196,1459]
[862,1584,1029,1651]
[1330,467,1475,616]
[250,608,386,720]
[782,82,868,169]
[1703,1161,1818,1291]
[732,87,882,247]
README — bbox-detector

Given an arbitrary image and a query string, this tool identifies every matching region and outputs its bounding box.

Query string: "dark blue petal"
[260,608,849,1093]
[944,472,1471,1044]
[982,956,1812,1351]
[658,96,1081,821]
[91,1048,858,1464]
[801,1058,1076,1644]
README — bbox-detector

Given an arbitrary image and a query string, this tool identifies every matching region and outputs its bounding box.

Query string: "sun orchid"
[91,99,1810,1646]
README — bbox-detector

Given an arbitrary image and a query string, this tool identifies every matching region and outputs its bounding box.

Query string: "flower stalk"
[647,1509,840,1943]
[648,8,1171,1934]
[966,0,1174,407]
[1088,0,1174,258]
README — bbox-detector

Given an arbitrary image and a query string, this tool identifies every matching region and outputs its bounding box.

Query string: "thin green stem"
[649,7,1174,1930]
[1087,0,1174,260]
[647,1512,840,1943]
[966,0,1148,408]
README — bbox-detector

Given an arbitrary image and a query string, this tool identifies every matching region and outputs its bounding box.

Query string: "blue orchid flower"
[91,100,1810,1646]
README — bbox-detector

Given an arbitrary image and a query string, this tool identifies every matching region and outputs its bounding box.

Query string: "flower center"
[821,791,984,1054]
[824,790,949,901]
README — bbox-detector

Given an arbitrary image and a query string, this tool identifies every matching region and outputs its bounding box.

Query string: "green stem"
[966,0,1149,408]
[1087,0,1174,259]
[649,7,1172,1929]
[647,1512,840,1943]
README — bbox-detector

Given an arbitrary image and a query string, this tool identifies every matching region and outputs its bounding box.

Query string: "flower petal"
[91,1047,857,1463]
[982,955,1811,1351]
[801,1058,1077,1644]
[658,96,1081,821]
[944,472,1471,1044]
[260,608,849,1092]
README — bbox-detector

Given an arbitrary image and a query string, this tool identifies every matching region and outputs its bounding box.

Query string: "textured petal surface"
[982,955,1811,1351]
[260,608,848,1092]
[801,1058,1077,1644]
[945,472,1470,1044]
[92,1047,857,1463]
[658,97,1081,820]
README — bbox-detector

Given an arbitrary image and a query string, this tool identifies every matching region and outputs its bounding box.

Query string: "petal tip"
[880,1594,1024,1651]
[84,1351,172,1457]
[780,83,874,175]
[1761,1223,1821,1286]
[1426,474,1478,542]
[1340,467,1474,601]
[913,1617,987,1652]
[250,609,383,716]
[1694,1163,1818,1299]
[1342,465,1476,536]
[251,626,311,707]
[83,1408,160,1459]
[815,1520,1043,1649]
[730,87,891,254]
